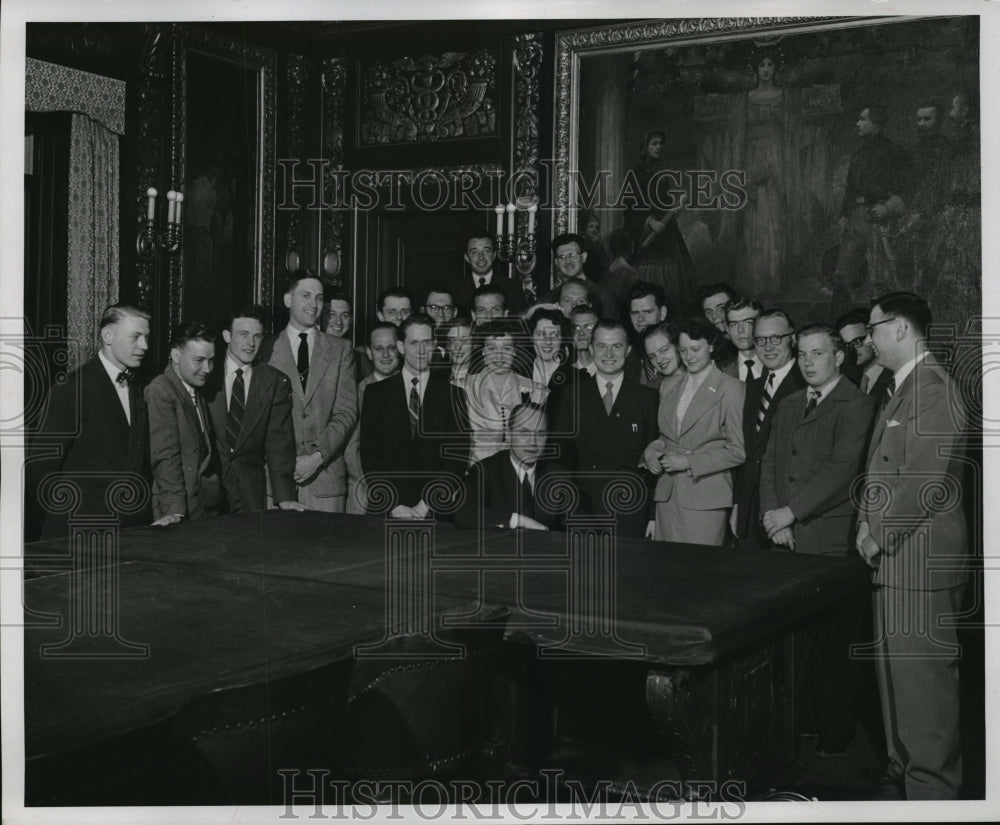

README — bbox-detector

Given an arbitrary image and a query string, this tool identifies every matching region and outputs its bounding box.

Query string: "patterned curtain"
[25,58,125,360]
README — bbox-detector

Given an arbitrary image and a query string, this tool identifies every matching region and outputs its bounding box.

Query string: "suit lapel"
[271,331,305,404]
[91,359,130,437]
[659,374,685,440]
[127,381,147,468]
[679,366,722,436]
[164,367,212,475]
[234,369,268,451]
[303,332,334,406]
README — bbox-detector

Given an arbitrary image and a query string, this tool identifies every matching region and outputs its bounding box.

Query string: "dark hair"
[170,320,214,349]
[592,319,629,340]
[756,308,796,330]
[608,228,633,258]
[423,284,455,305]
[697,282,738,306]
[319,291,352,332]
[628,280,667,309]
[873,291,932,337]
[527,307,569,336]
[367,321,399,347]
[677,316,719,348]
[570,304,600,321]
[472,283,507,307]
[797,323,844,352]
[749,46,784,74]
[865,104,889,131]
[465,232,495,252]
[377,286,415,313]
[442,313,473,333]
[557,277,592,302]
[509,400,548,431]
[284,269,323,294]
[397,312,435,341]
[640,129,666,160]
[834,307,870,331]
[468,318,529,375]
[225,303,267,332]
[99,303,150,331]
[641,320,680,348]
[725,297,764,320]
[550,233,585,255]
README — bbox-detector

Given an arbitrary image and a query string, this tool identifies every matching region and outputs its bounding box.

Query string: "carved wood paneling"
[320,57,346,288]
[512,33,543,239]
[284,54,308,281]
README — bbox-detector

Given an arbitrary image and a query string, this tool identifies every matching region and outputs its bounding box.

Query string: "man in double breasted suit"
[731,309,807,547]
[259,272,358,512]
[360,314,467,518]
[857,292,969,800]
[205,305,303,514]
[27,304,153,539]
[561,321,659,539]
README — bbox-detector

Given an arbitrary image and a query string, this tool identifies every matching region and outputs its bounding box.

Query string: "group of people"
[28,228,969,801]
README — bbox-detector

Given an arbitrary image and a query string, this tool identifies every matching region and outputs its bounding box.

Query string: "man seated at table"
[360,313,467,518]
[455,401,566,531]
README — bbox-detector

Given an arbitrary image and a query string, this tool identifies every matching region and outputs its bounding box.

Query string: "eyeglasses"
[555,252,580,261]
[753,332,794,347]
[425,304,454,315]
[846,335,868,350]
[865,317,897,337]
[572,323,596,333]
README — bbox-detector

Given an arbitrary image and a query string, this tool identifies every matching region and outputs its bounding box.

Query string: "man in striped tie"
[730,309,806,548]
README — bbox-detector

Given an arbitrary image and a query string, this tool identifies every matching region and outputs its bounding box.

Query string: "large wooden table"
[23,511,870,802]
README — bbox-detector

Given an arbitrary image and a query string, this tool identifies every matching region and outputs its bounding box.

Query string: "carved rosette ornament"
[320,58,346,287]
[360,50,498,145]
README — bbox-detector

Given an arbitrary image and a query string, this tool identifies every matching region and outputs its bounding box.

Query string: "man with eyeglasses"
[421,284,456,364]
[730,309,806,548]
[836,307,894,406]
[549,233,610,318]
[723,297,764,382]
[452,233,526,315]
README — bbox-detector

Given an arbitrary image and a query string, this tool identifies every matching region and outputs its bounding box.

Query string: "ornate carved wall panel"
[283,53,308,282]
[320,57,346,287]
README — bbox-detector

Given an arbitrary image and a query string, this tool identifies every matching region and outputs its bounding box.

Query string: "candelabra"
[136,186,184,261]
[493,198,538,300]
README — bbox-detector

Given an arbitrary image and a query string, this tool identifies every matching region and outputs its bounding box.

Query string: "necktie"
[755,371,775,431]
[642,356,657,383]
[226,368,245,451]
[520,471,536,519]
[116,369,132,385]
[297,332,309,390]
[885,375,895,401]
[602,381,614,415]
[744,359,756,382]
[860,372,870,394]
[409,376,421,437]
[805,389,821,416]
[192,392,212,462]
[477,277,486,288]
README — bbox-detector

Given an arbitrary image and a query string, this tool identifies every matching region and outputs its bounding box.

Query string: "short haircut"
[465,232,494,251]
[170,320,214,349]
[834,307,870,331]
[325,289,352,308]
[608,228,633,258]
[550,232,586,255]
[641,320,680,347]
[797,322,843,351]
[99,303,150,331]
[755,308,796,330]
[557,277,592,301]
[397,312,435,340]
[319,290,352,331]
[866,104,889,130]
[225,303,268,331]
[873,291,932,337]
[509,400,547,430]
[527,307,569,337]
[570,304,600,321]
[628,280,667,309]
[284,269,322,294]
[377,286,415,312]
[677,316,719,347]
[472,284,507,306]
[443,313,473,332]
[367,322,399,346]
[725,297,764,320]
[423,284,455,304]
[698,282,738,306]
[592,319,629,339]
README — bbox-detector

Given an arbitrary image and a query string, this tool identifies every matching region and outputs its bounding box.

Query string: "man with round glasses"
[836,307,894,406]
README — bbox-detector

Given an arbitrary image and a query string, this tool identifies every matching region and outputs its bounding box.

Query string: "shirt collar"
[595,370,625,395]
[509,453,535,482]
[98,351,126,386]
[686,364,714,390]
[473,271,494,284]
[768,358,795,385]
[226,355,251,379]
[402,365,429,390]
[171,364,198,398]
[286,324,315,349]
[810,374,842,405]
[863,362,884,381]
[890,350,929,389]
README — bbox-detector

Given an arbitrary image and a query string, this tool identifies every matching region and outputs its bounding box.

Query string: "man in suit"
[259,271,358,512]
[376,286,414,326]
[455,401,565,531]
[856,292,969,800]
[837,308,894,406]
[730,309,807,548]
[422,284,456,363]
[453,233,525,315]
[549,234,611,318]
[205,304,304,514]
[759,323,875,758]
[145,321,224,523]
[360,313,466,518]
[698,282,738,370]
[27,304,153,539]
[472,284,509,327]
[723,297,763,382]
[562,321,659,539]
[624,281,667,386]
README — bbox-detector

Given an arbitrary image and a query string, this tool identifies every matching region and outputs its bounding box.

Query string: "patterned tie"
[115,369,133,385]
[409,376,421,437]
[642,356,657,383]
[805,389,821,416]
[226,368,245,451]
[755,371,775,432]
[297,332,309,390]
[744,359,756,382]
[602,381,614,415]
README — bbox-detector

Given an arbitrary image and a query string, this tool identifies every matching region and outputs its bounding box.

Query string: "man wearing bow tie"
[145,321,225,523]
[27,304,154,539]
[856,291,969,800]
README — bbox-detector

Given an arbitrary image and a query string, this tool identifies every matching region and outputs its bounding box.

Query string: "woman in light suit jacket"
[643,317,746,545]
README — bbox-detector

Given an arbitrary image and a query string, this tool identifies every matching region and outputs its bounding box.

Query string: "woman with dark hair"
[643,316,745,545]
[524,307,579,429]
[624,129,697,315]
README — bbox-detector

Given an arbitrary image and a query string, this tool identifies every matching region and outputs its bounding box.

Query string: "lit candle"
[506,202,515,235]
[174,192,184,225]
[527,202,537,236]
[494,204,504,236]
[146,187,157,221]
[166,190,177,224]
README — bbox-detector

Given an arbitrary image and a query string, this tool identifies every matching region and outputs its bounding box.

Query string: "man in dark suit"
[722,297,763,382]
[453,233,526,315]
[145,321,224,523]
[455,402,565,531]
[857,292,969,800]
[698,282,738,370]
[730,309,806,548]
[27,304,153,539]
[836,307,894,406]
[259,271,358,512]
[360,313,466,518]
[562,320,659,539]
[205,304,304,514]
[624,281,667,387]
[759,323,875,758]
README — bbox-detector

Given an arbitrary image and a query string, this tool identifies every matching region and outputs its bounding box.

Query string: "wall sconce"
[493,197,537,277]
[137,187,184,261]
